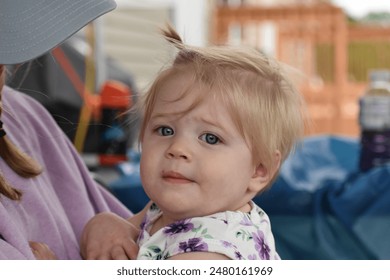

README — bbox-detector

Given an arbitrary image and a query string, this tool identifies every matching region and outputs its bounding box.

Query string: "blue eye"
[200,133,220,145]
[157,126,174,136]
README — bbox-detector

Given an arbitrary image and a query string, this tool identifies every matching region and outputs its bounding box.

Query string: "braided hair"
[0,65,42,200]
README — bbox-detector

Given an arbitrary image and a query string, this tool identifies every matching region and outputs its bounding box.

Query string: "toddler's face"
[140,73,262,222]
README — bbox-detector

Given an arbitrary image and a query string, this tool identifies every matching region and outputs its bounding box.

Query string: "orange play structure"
[212,3,390,136]
[52,23,132,166]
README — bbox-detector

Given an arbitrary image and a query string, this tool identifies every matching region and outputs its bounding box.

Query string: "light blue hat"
[0,0,116,64]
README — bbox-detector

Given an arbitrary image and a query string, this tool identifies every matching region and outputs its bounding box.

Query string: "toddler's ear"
[248,151,281,194]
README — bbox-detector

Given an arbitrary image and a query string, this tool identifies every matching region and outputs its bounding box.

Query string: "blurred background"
[6,0,390,259]
[101,0,390,137]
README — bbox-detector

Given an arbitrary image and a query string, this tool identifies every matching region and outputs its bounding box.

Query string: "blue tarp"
[109,135,390,259]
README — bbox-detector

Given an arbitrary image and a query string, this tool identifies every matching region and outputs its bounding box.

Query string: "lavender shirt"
[0,86,132,259]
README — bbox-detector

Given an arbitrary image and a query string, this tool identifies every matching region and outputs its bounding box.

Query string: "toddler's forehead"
[155,73,205,102]
[152,68,245,126]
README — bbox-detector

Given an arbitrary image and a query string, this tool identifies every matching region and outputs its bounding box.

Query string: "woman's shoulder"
[3,86,63,138]
[3,86,53,118]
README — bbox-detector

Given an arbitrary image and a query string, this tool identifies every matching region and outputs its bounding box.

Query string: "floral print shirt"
[136,201,280,260]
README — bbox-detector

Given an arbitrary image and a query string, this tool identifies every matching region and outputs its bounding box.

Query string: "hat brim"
[0,0,116,65]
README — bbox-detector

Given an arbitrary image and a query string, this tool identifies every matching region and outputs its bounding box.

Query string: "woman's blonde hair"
[0,65,42,200]
[138,26,307,184]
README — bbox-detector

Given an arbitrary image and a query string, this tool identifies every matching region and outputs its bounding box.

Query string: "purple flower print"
[248,254,258,260]
[138,217,148,241]
[163,220,194,235]
[221,240,233,248]
[138,225,145,241]
[234,251,244,260]
[140,220,146,230]
[240,215,253,226]
[221,241,238,250]
[252,230,271,260]
[179,238,208,253]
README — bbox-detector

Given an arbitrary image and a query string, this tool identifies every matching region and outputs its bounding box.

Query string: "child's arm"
[80,201,152,260]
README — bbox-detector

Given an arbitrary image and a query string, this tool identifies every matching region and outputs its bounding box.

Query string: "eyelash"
[154,126,222,145]
[199,133,221,145]
[156,126,174,136]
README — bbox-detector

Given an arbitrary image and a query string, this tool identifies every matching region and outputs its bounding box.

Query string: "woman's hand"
[80,212,140,260]
[29,241,57,260]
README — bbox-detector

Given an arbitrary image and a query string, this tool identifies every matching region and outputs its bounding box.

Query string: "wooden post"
[333,9,348,133]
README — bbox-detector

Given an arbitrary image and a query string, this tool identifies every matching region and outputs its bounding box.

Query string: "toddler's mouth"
[162,171,194,184]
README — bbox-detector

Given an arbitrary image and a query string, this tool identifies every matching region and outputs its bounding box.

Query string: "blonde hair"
[0,65,42,200]
[138,26,306,183]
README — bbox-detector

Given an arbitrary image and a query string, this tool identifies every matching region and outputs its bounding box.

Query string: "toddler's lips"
[162,171,193,184]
